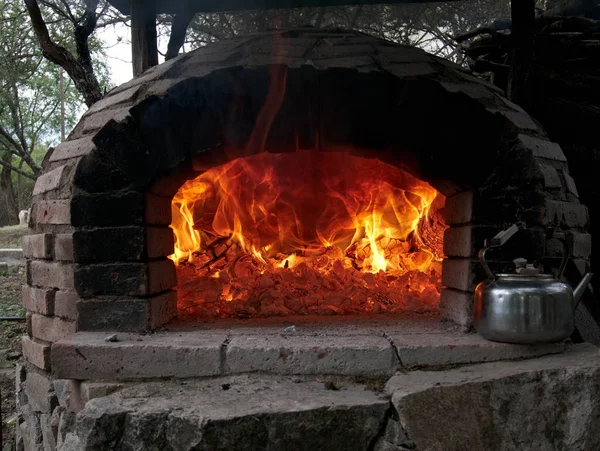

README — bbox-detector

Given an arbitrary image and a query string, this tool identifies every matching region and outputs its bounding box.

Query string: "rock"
[385,343,600,451]
[56,374,389,451]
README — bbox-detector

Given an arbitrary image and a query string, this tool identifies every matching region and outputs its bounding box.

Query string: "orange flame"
[170,151,447,319]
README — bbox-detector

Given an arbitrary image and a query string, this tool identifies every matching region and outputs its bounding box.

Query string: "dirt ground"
[0,267,26,450]
[0,225,28,249]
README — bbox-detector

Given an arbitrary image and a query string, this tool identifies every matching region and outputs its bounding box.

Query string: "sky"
[99,22,170,87]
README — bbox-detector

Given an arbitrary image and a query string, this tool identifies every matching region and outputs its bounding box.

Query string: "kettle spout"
[573,273,594,307]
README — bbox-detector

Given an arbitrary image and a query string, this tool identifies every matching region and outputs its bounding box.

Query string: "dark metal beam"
[108,0,475,15]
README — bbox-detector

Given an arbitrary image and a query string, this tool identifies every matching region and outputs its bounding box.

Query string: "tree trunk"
[508,0,536,111]
[0,155,19,224]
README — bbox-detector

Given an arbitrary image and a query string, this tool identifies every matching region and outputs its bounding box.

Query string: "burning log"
[171,151,447,320]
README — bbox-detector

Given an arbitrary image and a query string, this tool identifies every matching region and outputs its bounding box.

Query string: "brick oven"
[17,29,596,450]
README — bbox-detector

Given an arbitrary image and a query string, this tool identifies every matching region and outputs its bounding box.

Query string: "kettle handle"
[478,224,520,281]
[478,246,496,280]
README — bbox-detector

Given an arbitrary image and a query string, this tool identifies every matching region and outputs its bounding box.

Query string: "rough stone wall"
[15,344,600,451]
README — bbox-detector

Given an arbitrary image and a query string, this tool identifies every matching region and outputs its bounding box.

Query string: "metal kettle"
[473,225,593,344]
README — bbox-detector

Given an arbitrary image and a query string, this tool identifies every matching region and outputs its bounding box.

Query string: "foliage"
[0,0,114,225]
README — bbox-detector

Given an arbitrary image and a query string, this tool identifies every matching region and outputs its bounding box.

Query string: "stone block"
[31,314,76,343]
[25,371,53,413]
[443,226,472,258]
[52,380,72,409]
[33,165,67,196]
[51,332,225,379]
[22,234,53,259]
[54,234,74,261]
[72,227,145,263]
[539,163,562,189]
[147,259,177,294]
[22,286,54,315]
[34,200,70,225]
[20,416,44,451]
[444,191,473,225]
[49,137,95,162]
[40,413,57,451]
[439,288,473,329]
[226,335,398,376]
[29,261,74,290]
[518,134,567,162]
[22,336,52,371]
[145,193,173,226]
[55,375,389,451]
[384,344,600,451]
[545,201,589,228]
[74,263,148,297]
[54,291,79,321]
[391,333,564,367]
[71,191,144,227]
[146,227,175,259]
[442,259,477,292]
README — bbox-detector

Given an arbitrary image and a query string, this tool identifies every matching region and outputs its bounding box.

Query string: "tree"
[0,0,110,224]
[24,0,126,107]
[157,0,514,64]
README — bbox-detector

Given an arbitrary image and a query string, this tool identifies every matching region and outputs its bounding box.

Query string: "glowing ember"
[170,150,447,319]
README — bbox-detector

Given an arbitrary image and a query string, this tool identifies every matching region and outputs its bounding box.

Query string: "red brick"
[149,290,178,328]
[49,136,95,162]
[146,227,175,259]
[22,234,53,259]
[545,201,588,228]
[22,286,54,315]
[31,314,76,343]
[22,336,51,371]
[440,288,473,329]
[32,165,67,196]
[34,200,70,225]
[443,226,473,258]
[30,261,75,290]
[54,234,74,261]
[54,290,79,321]
[145,193,172,226]
[442,259,477,292]
[147,259,177,294]
[444,191,473,225]
[569,232,592,258]
[518,134,566,162]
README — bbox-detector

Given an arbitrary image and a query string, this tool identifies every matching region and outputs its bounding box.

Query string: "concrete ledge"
[52,314,567,380]
[0,248,24,266]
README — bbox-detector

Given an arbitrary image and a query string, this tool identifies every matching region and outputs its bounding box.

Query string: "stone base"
[16,343,600,451]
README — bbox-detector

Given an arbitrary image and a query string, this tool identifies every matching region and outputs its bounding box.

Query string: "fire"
[170,150,447,319]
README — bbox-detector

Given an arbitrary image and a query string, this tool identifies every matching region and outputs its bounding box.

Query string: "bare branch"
[24,0,103,106]
[0,157,37,181]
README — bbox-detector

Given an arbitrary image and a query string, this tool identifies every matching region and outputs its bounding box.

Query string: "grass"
[0,224,28,249]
